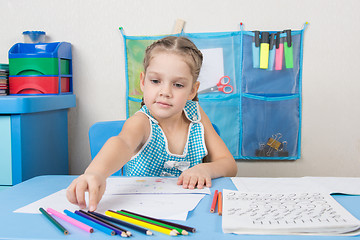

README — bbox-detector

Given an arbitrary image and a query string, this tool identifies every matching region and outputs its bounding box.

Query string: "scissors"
[198,76,234,94]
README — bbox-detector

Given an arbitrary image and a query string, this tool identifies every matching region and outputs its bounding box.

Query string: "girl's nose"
[159,84,172,97]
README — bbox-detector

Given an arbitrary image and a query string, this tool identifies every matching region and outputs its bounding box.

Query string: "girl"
[67,36,237,211]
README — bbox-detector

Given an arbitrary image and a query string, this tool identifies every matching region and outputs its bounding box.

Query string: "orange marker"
[210,190,218,213]
[218,192,223,216]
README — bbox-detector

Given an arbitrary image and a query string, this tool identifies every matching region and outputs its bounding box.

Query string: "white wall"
[1,0,360,177]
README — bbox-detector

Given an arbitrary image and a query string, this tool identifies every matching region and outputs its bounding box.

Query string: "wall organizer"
[120,22,308,160]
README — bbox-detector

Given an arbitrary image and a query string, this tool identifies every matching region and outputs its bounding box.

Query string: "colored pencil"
[39,207,69,235]
[210,190,218,213]
[47,208,93,233]
[91,211,153,235]
[106,210,177,236]
[117,211,189,235]
[121,209,196,233]
[64,210,115,236]
[75,210,128,237]
[118,210,190,235]
[85,211,131,236]
[218,191,223,216]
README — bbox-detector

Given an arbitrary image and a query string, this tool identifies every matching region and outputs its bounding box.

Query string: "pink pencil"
[47,208,94,233]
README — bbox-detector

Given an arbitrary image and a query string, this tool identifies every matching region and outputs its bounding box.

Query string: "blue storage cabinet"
[0,95,76,187]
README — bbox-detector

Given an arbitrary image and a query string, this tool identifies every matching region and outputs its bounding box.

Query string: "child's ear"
[188,81,200,100]
[140,72,145,92]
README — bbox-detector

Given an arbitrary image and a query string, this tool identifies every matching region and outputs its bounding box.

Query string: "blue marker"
[252,31,260,68]
[268,33,276,71]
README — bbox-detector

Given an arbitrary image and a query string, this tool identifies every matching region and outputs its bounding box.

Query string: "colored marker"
[120,209,196,233]
[91,211,153,235]
[275,32,283,70]
[47,208,93,233]
[106,210,177,236]
[268,33,276,71]
[117,210,188,235]
[64,210,116,236]
[210,189,218,213]
[39,208,69,235]
[252,31,260,68]
[218,192,223,216]
[260,32,270,69]
[284,29,294,68]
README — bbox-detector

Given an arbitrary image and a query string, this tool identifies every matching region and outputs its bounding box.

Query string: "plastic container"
[23,31,46,43]
[9,76,70,94]
[9,58,70,76]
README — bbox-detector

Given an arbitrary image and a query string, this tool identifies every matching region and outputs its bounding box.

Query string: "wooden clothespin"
[172,19,186,34]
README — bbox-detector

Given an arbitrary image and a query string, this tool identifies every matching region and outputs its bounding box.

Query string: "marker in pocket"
[260,32,270,69]
[284,29,294,69]
[275,32,283,70]
[268,33,276,71]
[252,31,260,68]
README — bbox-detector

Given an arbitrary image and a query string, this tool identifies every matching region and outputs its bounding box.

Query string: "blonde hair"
[141,36,203,106]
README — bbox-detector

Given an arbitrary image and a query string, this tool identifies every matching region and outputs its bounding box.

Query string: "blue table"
[0,175,359,239]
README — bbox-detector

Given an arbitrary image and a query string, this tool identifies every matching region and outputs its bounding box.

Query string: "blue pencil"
[90,211,153,235]
[63,210,115,236]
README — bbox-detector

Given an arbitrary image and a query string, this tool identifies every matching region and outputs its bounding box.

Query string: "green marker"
[284,29,293,69]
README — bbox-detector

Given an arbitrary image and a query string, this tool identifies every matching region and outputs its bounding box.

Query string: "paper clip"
[266,133,282,156]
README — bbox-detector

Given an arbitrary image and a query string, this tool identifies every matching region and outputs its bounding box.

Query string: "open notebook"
[222,190,360,236]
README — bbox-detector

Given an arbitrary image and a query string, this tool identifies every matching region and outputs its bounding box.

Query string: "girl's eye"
[174,83,184,88]
[150,79,160,84]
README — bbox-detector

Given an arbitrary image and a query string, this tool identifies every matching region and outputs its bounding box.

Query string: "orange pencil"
[218,191,223,216]
[210,190,218,213]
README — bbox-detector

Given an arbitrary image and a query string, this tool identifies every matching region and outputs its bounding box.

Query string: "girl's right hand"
[66,173,106,211]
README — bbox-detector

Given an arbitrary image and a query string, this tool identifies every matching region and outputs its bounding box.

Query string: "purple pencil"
[75,211,128,237]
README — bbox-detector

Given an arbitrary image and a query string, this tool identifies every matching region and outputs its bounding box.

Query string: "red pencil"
[218,191,223,216]
[210,190,218,213]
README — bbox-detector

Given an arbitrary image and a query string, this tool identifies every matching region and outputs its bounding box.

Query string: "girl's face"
[140,52,199,121]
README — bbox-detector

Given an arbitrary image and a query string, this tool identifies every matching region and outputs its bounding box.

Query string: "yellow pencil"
[105,210,177,236]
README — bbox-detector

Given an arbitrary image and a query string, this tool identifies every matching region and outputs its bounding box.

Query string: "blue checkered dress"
[124,100,208,176]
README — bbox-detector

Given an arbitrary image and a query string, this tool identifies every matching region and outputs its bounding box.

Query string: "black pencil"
[79,210,131,237]
[91,211,153,235]
[39,207,69,235]
[120,209,196,233]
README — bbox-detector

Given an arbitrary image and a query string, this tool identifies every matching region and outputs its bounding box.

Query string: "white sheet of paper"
[231,177,360,195]
[104,177,210,195]
[222,189,360,236]
[303,177,360,195]
[197,48,224,92]
[14,189,206,221]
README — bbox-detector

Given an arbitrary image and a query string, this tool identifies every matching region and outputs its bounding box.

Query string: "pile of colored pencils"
[39,207,195,237]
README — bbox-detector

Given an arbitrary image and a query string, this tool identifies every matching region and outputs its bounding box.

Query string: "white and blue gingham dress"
[124,100,208,176]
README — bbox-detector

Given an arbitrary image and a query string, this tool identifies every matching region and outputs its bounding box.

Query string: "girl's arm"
[66,113,150,211]
[178,106,238,189]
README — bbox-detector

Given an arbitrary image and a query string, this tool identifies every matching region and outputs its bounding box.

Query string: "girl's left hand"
[177,164,212,189]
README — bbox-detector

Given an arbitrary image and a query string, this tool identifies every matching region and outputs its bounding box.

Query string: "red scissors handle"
[217,76,233,94]
[217,84,233,94]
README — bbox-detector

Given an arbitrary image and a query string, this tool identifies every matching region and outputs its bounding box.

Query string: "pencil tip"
[170,231,178,236]
[146,230,153,235]
[126,231,132,236]
[182,230,189,235]
[121,232,128,237]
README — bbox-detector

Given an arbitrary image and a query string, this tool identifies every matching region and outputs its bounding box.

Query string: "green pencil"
[117,210,188,235]
[39,207,69,235]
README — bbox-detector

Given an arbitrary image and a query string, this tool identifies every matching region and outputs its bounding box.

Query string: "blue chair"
[89,120,220,176]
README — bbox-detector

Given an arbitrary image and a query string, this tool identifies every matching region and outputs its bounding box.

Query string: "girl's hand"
[177,164,212,189]
[66,173,106,211]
